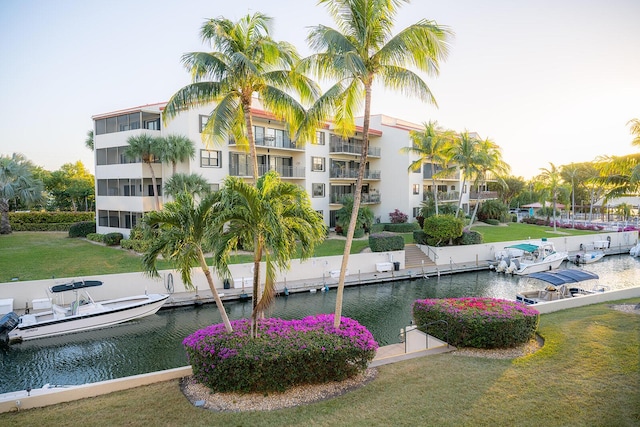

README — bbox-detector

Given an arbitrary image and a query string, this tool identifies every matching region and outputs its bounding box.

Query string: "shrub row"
[120,238,151,253]
[10,223,74,232]
[69,221,96,237]
[412,297,539,349]
[521,217,605,231]
[368,231,405,252]
[183,315,378,393]
[9,211,94,225]
[85,232,123,246]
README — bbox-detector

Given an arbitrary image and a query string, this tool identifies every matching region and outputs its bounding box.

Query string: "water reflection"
[1,255,637,393]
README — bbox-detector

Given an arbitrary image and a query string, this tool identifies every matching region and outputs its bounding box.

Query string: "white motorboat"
[492,240,568,275]
[516,270,606,305]
[0,279,169,344]
[569,250,605,265]
[630,243,640,257]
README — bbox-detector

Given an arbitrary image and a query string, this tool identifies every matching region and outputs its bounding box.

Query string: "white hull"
[8,294,168,342]
[511,253,568,275]
[570,251,605,265]
[630,244,640,257]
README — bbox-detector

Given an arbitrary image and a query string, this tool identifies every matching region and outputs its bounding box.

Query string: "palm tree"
[561,163,580,227]
[596,119,640,199]
[142,191,233,333]
[163,173,211,199]
[628,118,640,147]
[162,13,320,184]
[124,134,161,211]
[306,0,451,328]
[445,131,480,219]
[156,134,196,175]
[85,130,94,151]
[0,153,44,234]
[536,163,563,231]
[467,137,510,227]
[215,171,326,336]
[401,121,453,215]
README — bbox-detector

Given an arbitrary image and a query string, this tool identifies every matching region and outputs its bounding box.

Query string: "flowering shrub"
[389,209,409,224]
[412,298,539,349]
[183,314,378,393]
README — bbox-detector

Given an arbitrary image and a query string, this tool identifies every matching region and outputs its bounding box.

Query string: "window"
[412,184,420,195]
[412,207,421,218]
[200,149,222,167]
[311,157,325,172]
[209,183,220,192]
[95,112,145,135]
[199,115,209,133]
[315,131,325,145]
[254,126,265,145]
[312,183,325,197]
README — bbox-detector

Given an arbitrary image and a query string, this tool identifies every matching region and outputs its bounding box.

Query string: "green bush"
[483,218,500,226]
[103,232,124,246]
[370,223,386,233]
[69,221,97,237]
[413,230,428,245]
[183,315,377,393]
[412,298,539,349]
[454,229,483,245]
[369,232,405,252]
[9,212,95,232]
[477,199,509,222]
[86,233,103,243]
[120,238,151,253]
[422,214,464,246]
[384,222,420,233]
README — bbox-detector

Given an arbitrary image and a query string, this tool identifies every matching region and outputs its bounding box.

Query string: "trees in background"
[45,161,94,211]
[0,153,44,234]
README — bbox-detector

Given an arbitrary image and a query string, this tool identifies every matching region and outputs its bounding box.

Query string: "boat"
[630,243,640,257]
[0,279,169,344]
[569,250,605,265]
[492,240,568,275]
[516,269,606,305]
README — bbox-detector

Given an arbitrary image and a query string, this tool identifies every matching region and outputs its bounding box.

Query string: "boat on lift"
[516,270,607,305]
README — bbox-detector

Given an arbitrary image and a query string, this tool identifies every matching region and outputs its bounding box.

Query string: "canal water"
[1,255,638,394]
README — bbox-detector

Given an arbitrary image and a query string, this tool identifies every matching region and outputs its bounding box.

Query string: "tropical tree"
[335,194,374,236]
[163,173,211,199]
[214,171,326,336]
[124,134,161,210]
[45,161,95,211]
[85,130,94,151]
[142,191,233,333]
[0,153,44,234]
[495,175,525,208]
[536,163,565,231]
[305,0,451,327]
[445,131,480,219]
[156,134,196,175]
[595,119,640,199]
[560,163,580,227]
[162,13,321,184]
[467,137,510,227]
[401,121,454,215]
[628,118,640,147]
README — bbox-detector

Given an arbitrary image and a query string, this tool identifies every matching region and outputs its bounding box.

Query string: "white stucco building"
[92,102,475,237]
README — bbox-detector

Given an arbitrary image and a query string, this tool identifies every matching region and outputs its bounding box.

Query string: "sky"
[1,0,639,179]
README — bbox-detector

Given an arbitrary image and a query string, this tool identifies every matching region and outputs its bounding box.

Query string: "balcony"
[469,191,498,200]
[423,191,460,202]
[329,141,380,157]
[329,192,381,204]
[423,170,459,180]
[330,168,381,180]
[229,137,303,151]
[228,164,306,179]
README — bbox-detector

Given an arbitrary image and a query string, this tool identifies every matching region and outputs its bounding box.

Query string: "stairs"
[404,244,436,268]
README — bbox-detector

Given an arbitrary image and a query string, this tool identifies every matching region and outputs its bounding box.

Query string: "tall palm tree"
[215,171,326,336]
[0,153,44,234]
[85,130,94,151]
[628,118,640,147]
[162,13,321,184]
[156,134,196,175]
[467,137,510,227]
[124,134,161,211]
[596,119,640,199]
[401,121,454,215]
[536,162,563,231]
[306,0,451,328]
[142,191,233,333]
[445,131,480,219]
[163,173,211,199]
[560,163,580,227]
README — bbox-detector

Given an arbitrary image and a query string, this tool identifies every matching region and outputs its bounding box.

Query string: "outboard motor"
[0,312,19,345]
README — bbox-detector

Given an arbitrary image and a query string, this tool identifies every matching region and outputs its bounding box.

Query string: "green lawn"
[472,222,598,243]
[1,300,637,426]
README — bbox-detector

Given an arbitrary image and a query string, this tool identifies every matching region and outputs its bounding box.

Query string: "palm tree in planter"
[305,0,452,328]
[124,134,162,211]
[214,171,326,337]
[142,190,233,333]
[0,153,44,234]
[335,195,374,238]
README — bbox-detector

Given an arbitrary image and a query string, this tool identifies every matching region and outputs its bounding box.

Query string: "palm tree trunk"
[468,181,482,227]
[0,199,12,234]
[455,177,467,218]
[431,163,438,215]
[197,250,233,333]
[334,81,372,329]
[243,99,259,185]
[251,240,263,338]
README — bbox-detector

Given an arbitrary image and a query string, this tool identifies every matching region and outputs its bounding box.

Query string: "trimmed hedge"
[412,298,539,349]
[413,230,428,245]
[69,221,96,237]
[183,315,378,393]
[369,232,405,252]
[10,212,95,232]
[454,229,483,245]
[384,222,420,233]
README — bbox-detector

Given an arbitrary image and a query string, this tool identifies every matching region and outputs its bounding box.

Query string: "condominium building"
[92,102,474,237]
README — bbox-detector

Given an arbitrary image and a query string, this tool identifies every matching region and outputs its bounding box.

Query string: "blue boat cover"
[50,280,103,293]
[506,243,540,252]
[529,270,599,286]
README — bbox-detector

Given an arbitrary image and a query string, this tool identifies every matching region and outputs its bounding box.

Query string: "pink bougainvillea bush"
[183,314,378,393]
[412,298,539,349]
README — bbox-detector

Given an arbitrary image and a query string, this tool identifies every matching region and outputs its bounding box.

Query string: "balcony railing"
[229,137,303,151]
[329,192,381,204]
[330,168,381,180]
[329,141,380,157]
[423,170,460,180]
[423,191,460,202]
[228,164,306,178]
[469,191,498,200]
